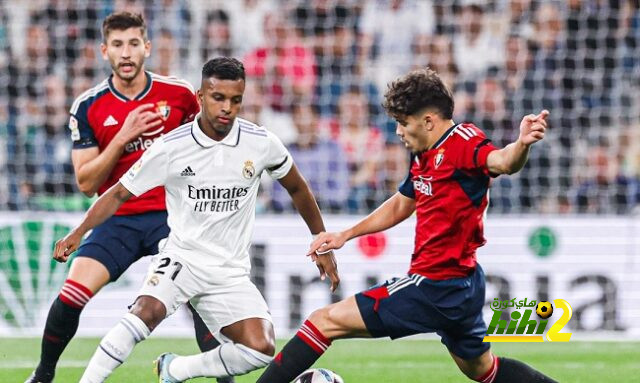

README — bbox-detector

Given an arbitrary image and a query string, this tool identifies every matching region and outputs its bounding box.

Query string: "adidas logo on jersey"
[103,115,119,126]
[181,166,196,176]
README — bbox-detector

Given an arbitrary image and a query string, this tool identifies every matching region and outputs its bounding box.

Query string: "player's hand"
[308,231,346,292]
[313,250,340,292]
[116,103,163,145]
[53,229,83,263]
[518,110,549,146]
[308,231,348,256]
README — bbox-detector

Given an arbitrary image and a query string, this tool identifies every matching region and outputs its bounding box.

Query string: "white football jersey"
[120,114,293,280]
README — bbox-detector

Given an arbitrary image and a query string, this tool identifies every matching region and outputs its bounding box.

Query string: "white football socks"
[169,343,273,379]
[79,313,150,383]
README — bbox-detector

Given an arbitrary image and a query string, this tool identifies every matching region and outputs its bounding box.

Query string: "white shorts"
[138,252,272,337]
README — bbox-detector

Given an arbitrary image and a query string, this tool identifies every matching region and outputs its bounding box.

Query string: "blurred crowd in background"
[0,0,639,214]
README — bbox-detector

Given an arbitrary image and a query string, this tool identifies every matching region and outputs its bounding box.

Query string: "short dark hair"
[207,9,230,24]
[383,68,454,120]
[201,57,245,81]
[102,12,147,42]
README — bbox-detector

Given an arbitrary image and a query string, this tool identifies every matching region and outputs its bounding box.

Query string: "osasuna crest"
[156,100,171,120]
[434,148,445,168]
[69,115,80,141]
[243,160,256,179]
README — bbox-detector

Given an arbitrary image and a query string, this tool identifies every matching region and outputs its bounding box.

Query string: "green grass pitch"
[1,338,637,382]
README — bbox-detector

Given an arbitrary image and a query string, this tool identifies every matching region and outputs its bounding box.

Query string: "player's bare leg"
[129,295,167,330]
[160,317,275,381]
[27,258,109,383]
[450,349,495,380]
[220,317,276,355]
[257,296,369,383]
[68,257,112,292]
[79,295,165,383]
[451,349,558,382]
[306,295,371,339]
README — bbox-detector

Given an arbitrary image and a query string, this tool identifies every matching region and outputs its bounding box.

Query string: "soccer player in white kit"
[53,57,340,382]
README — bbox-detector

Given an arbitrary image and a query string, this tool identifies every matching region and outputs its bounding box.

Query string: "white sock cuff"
[168,342,275,379]
[216,343,273,376]
[235,344,273,366]
[121,313,151,342]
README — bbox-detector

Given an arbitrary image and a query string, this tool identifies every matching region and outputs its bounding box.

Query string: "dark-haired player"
[54,57,338,382]
[26,12,233,383]
[256,68,558,383]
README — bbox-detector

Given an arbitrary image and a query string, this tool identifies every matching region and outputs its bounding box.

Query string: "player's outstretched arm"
[278,164,340,291]
[487,110,549,175]
[53,182,133,263]
[308,192,415,256]
[72,104,162,196]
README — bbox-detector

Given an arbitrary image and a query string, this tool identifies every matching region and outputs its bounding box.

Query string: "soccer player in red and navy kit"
[257,68,558,383]
[26,12,233,383]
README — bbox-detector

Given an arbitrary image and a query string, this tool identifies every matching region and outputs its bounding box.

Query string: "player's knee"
[240,335,276,356]
[307,307,331,333]
[67,256,111,290]
[129,296,166,331]
[307,305,340,340]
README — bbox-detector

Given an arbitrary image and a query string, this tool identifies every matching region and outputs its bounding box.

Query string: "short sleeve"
[455,125,498,173]
[265,130,293,179]
[182,90,199,124]
[119,139,169,196]
[69,111,97,149]
[398,154,416,199]
[474,140,498,169]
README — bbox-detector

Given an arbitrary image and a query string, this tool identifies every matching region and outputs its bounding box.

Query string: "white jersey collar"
[191,113,240,148]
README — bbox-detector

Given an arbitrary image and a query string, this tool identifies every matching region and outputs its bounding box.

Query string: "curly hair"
[382,68,454,120]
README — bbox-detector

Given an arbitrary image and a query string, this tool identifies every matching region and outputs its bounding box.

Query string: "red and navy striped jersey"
[68,71,198,215]
[399,123,498,280]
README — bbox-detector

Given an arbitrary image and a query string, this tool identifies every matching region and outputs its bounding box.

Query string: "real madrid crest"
[434,148,445,168]
[147,274,160,286]
[243,160,255,179]
[156,100,171,120]
[127,159,143,178]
